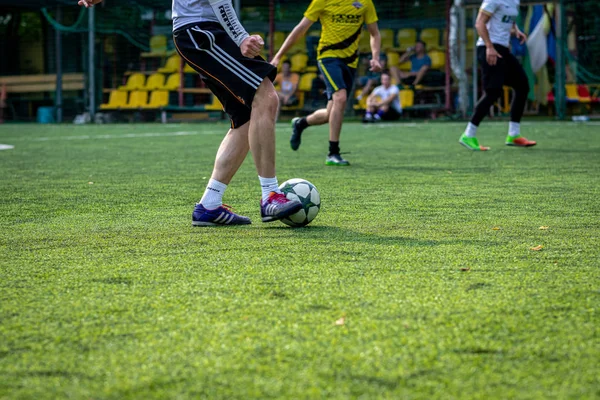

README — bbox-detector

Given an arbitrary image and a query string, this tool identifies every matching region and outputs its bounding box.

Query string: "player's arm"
[475,1,501,66]
[366,22,381,72]
[208,0,263,57]
[364,1,381,72]
[77,0,101,7]
[271,17,314,67]
[512,22,527,44]
[398,49,413,64]
[380,93,396,106]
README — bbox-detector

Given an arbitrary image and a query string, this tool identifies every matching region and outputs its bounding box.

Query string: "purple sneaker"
[192,204,251,226]
[260,192,303,222]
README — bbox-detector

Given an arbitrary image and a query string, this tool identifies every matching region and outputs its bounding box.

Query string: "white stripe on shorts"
[189,26,263,88]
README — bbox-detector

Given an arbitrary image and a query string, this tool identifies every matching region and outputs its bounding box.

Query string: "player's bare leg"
[248,77,303,222]
[193,123,252,226]
[248,78,279,178]
[307,101,332,125]
[290,102,331,151]
[210,123,250,185]
[325,89,349,166]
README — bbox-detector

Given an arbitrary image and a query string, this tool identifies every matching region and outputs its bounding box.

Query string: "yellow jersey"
[304,0,378,68]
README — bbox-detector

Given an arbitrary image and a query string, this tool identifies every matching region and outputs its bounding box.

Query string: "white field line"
[0,144,14,150]
[4,130,223,142]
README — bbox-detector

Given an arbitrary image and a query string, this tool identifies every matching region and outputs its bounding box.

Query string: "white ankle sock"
[508,122,521,137]
[259,176,280,201]
[465,122,478,138]
[200,179,227,210]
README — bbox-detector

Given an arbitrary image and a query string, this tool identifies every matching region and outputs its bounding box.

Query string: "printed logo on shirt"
[501,15,516,23]
[331,13,362,24]
[352,1,363,9]
[218,5,241,38]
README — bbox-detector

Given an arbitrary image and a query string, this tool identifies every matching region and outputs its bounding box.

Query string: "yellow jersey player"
[271,0,382,166]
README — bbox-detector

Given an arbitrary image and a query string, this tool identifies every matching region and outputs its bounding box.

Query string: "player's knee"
[254,79,279,116]
[332,89,347,105]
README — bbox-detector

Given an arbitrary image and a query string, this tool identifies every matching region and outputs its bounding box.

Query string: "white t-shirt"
[476,0,520,48]
[372,85,401,113]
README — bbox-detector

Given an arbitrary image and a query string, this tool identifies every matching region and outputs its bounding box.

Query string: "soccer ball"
[279,178,321,227]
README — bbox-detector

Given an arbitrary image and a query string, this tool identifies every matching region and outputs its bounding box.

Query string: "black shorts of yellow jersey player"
[317,58,356,101]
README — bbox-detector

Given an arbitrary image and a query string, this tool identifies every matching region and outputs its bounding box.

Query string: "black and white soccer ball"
[279,178,321,227]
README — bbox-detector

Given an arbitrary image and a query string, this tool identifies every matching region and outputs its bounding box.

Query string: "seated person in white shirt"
[364,72,402,122]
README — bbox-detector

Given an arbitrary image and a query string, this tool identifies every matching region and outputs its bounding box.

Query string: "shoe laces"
[269,192,289,204]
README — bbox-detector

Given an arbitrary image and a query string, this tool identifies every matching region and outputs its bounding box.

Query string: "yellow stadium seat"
[400,89,414,108]
[467,28,476,50]
[380,29,395,50]
[121,91,148,109]
[144,73,166,91]
[118,73,146,91]
[354,89,367,110]
[398,61,411,71]
[143,90,169,109]
[164,73,181,91]
[397,29,417,51]
[290,53,308,73]
[359,29,371,53]
[420,28,440,50]
[100,90,128,110]
[299,72,317,92]
[428,50,446,70]
[386,51,400,67]
[204,95,223,111]
[565,84,579,102]
[158,55,181,74]
[184,63,195,73]
[289,36,307,54]
[141,35,168,57]
[268,31,286,51]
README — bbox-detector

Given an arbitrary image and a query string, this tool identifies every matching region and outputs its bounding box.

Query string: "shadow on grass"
[263,225,496,248]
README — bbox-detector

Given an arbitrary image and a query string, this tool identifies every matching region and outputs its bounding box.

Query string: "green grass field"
[1,120,599,399]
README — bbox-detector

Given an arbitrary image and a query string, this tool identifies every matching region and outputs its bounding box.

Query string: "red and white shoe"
[260,192,302,222]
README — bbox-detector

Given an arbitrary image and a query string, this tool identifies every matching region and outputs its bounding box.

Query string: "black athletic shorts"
[317,58,356,101]
[477,44,528,91]
[174,22,277,128]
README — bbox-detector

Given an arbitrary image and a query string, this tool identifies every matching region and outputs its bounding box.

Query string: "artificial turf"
[0,121,598,399]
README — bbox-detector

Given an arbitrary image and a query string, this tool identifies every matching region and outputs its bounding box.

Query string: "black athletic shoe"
[290,117,304,151]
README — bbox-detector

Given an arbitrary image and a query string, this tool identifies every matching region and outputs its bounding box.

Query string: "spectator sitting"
[364,72,402,122]
[274,60,300,107]
[390,40,431,87]
[357,54,388,100]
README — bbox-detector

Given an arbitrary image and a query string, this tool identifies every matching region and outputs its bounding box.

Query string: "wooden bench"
[0,74,85,121]
[0,73,85,94]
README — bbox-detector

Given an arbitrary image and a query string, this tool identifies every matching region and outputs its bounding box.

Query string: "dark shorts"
[478,44,528,91]
[317,58,356,101]
[174,22,277,128]
[381,107,401,121]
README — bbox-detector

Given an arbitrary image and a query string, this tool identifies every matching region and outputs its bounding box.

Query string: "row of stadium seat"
[117,72,182,92]
[141,27,472,60]
[252,28,473,53]
[100,89,223,111]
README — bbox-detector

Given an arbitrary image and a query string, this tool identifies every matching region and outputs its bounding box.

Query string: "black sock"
[329,141,340,156]
[297,117,309,130]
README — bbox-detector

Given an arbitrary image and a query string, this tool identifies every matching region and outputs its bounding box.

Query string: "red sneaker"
[260,192,302,222]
